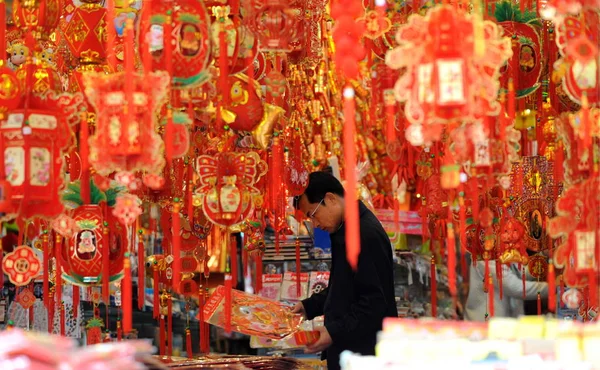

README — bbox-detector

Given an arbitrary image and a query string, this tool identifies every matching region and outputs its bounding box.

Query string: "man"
[293,171,398,370]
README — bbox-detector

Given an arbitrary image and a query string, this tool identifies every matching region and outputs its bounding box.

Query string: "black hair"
[293,171,345,209]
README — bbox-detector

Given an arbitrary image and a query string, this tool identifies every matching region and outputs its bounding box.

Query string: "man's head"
[294,171,345,233]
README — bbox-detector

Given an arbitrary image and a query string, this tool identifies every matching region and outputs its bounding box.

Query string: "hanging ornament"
[113,194,143,226]
[356,9,392,40]
[82,70,169,175]
[12,0,64,40]
[160,112,191,158]
[195,152,267,228]
[386,6,513,134]
[498,216,529,265]
[138,0,211,87]
[3,246,41,286]
[246,0,298,52]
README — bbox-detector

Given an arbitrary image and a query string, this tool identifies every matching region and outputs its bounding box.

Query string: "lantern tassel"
[255,253,262,294]
[55,235,63,334]
[224,260,233,334]
[186,328,192,358]
[73,285,79,322]
[295,237,301,298]
[537,292,542,315]
[123,245,132,333]
[138,229,145,310]
[548,261,556,312]
[159,314,166,356]
[488,273,494,318]
[117,320,122,341]
[446,201,457,298]
[199,286,206,353]
[167,295,173,356]
[522,267,527,299]
[343,86,360,269]
[430,256,437,318]
[102,225,110,304]
[43,232,49,309]
[80,113,90,204]
[172,201,182,292]
[153,265,160,319]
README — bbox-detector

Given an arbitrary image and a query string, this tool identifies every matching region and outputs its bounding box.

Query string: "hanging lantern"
[15,59,63,108]
[82,71,169,175]
[195,152,267,228]
[62,205,126,286]
[12,0,64,40]
[1,94,83,220]
[246,0,297,52]
[0,65,22,120]
[139,0,211,88]
[159,112,190,158]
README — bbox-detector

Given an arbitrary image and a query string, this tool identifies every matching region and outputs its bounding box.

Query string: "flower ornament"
[52,214,80,238]
[143,173,166,190]
[16,288,36,309]
[115,171,141,191]
[3,246,41,286]
[357,9,392,40]
[112,194,143,225]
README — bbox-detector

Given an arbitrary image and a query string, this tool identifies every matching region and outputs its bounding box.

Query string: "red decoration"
[62,0,107,63]
[12,0,63,39]
[246,0,298,52]
[331,0,365,78]
[82,70,169,175]
[195,152,267,228]
[139,0,211,88]
[3,246,41,286]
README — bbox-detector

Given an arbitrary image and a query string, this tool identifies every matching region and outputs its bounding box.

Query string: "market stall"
[0,0,599,367]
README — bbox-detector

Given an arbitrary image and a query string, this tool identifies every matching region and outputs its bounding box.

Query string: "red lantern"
[0,66,22,119]
[1,97,81,219]
[139,0,212,88]
[246,0,298,52]
[12,0,63,39]
[62,205,126,286]
[15,60,63,108]
[82,70,170,175]
[195,152,267,227]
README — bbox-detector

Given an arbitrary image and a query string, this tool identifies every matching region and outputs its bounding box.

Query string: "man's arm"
[490,263,549,299]
[324,245,388,342]
[301,287,329,320]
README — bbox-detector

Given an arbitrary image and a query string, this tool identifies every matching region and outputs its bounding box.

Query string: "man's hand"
[292,302,306,319]
[304,326,332,354]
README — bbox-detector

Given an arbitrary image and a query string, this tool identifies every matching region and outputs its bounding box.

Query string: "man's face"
[297,193,344,233]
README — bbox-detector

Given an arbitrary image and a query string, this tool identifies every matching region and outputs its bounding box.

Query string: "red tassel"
[218,30,229,107]
[123,20,135,153]
[48,290,54,334]
[172,201,182,292]
[295,238,301,298]
[230,234,238,288]
[186,328,193,358]
[199,287,206,353]
[508,79,516,121]
[498,260,503,300]
[446,202,457,297]
[167,296,173,356]
[548,262,556,312]
[73,285,79,322]
[102,225,110,304]
[80,114,90,204]
[430,256,437,317]
[536,292,542,315]
[159,314,166,356]
[55,235,63,335]
[488,273,495,318]
[255,253,263,294]
[559,276,565,308]
[484,259,490,293]
[123,250,132,333]
[0,1,5,55]
[187,162,194,225]
[138,229,144,310]
[141,0,153,74]
[117,320,122,341]
[43,232,49,309]
[203,289,210,353]
[224,272,233,333]
[458,189,467,279]
[106,0,116,67]
[385,95,396,144]
[470,178,479,222]
[343,86,360,269]
[153,266,160,319]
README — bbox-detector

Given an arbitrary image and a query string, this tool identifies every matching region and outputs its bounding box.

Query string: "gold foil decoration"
[252,103,284,149]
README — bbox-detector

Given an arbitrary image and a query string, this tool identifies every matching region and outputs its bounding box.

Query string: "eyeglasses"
[308,199,324,219]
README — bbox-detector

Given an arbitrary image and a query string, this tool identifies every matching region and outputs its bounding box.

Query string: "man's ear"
[324,192,337,204]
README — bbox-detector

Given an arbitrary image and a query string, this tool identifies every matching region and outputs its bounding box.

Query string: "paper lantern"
[82,71,169,175]
[12,0,64,39]
[246,0,297,52]
[62,205,126,286]
[139,0,211,88]
[1,101,80,220]
[195,152,267,227]
[15,60,63,108]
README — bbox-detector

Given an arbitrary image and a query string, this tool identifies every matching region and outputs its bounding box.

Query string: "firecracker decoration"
[3,246,41,286]
[195,151,267,228]
[82,70,169,175]
[385,5,513,144]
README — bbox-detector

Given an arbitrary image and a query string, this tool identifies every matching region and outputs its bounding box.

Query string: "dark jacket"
[302,201,398,370]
